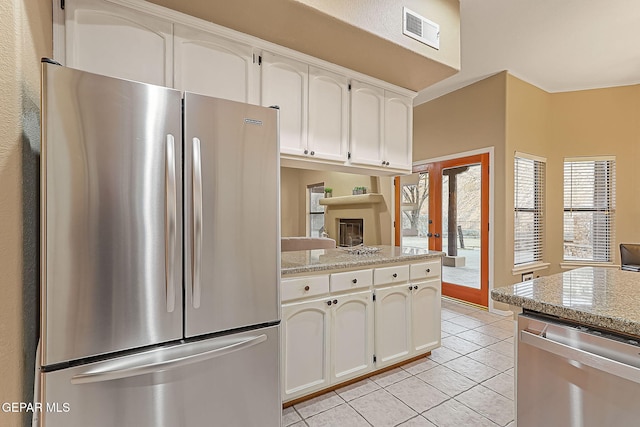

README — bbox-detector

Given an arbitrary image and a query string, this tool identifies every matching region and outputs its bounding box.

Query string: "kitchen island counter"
[491,267,640,336]
[281,245,444,275]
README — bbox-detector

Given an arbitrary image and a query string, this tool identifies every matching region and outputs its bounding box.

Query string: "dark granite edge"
[491,291,640,337]
[282,253,443,276]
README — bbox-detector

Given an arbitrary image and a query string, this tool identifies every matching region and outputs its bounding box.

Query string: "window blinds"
[563,158,616,262]
[514,155,545,265]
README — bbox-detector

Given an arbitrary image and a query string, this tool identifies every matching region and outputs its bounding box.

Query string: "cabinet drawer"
[330,269,373,293]
[410,261,441,281]
[373,265,410,286]
[281,275,330,302]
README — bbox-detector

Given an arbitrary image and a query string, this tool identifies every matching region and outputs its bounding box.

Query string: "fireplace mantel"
[319,193,384,206]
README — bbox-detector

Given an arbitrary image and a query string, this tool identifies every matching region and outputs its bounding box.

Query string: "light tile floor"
[282,298,516,427]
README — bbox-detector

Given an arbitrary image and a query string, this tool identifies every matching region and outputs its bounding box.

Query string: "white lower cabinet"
[282,260,441,402]
[281,297,331,401]
[374,284,412,368]
[331,290,374,384]
[411,279,442,353]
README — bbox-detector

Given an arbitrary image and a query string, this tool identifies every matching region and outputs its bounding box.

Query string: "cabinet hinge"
[348,83,352,91]
[373,355,377,363]
[393,221,396,228]
[347,152,351,160]
[258,55,262,66]
[372,293,376,301]
[61,0,65,9]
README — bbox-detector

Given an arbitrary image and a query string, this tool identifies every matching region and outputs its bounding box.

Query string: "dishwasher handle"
[520,329,640,385]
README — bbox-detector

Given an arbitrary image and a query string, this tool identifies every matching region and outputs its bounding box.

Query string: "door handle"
[427,233,433,237]
[71,334,267,384]
[192,137,203,309]
[520,330,640,385]
[434,233,441,238]
[165,135,177,313]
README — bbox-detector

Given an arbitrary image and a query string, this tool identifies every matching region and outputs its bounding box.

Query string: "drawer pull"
[426,268,431,273]
[392,273,398,278]
[327,300,332,306]
[304,285,310,291]
[352,278,358,284]
[408,285,413,290]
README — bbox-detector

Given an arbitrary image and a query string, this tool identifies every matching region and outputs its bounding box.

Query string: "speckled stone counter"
[281,245,444,276]
[491,267,640,336]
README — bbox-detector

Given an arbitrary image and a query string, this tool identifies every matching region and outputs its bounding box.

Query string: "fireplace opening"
[338,218,364,247]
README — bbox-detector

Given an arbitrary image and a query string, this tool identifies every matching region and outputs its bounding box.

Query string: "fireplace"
[338,218,364,247]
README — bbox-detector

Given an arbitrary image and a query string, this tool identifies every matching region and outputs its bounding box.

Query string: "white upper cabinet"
[60,0,415,175]
[384,91,413,171]
[174,24,259,104]
[349,80,385,168]
[308,67,349,163]
[261,52,309,157]
[65,0,172,87]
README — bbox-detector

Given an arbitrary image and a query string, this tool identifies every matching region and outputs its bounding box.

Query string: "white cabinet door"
[349,80,385,168]
[261,52,308,156]
[65,0,172,86]
[308,67,349,163]
[331,290,374,384]
[411,279,441,354]
[281,298,330,401]
[174,24,258,104]
[384,91,413,172]
[374,284,412,368]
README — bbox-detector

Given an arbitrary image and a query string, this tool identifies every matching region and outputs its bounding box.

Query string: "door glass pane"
[441,164,481,289]
[401,172,429,249]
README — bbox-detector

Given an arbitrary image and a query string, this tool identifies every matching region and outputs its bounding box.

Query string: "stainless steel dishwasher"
[517,312,640,427]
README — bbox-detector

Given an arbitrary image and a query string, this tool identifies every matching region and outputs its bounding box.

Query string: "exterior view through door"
[396,153,489,307]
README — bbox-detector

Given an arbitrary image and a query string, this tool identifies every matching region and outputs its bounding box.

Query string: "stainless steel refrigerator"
[38,61,281,426]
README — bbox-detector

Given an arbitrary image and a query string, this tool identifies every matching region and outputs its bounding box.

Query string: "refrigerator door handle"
[192,137,203,309]
[165,134,177,313]
[71,334,267,385]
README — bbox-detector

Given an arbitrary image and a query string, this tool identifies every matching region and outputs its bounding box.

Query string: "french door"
[396,154,489,307]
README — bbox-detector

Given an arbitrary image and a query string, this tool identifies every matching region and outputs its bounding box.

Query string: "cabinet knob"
[352,278,358,284]
[386,161,390,166]
[304,285,310,291]
[310,151,315,155]
[327,300,332,306]
[426,268,431,273]
[333,299,338,305]
[382,160,386,165]
[408,286,413,290]
[414,285,419,290]
[304,149,309,154]
[392,273,398,278]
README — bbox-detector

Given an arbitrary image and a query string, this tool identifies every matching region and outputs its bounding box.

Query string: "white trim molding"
[560,262,619,270]
[511,262,550,275]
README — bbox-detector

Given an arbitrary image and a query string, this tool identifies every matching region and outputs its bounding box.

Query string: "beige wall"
[413,72,509,304]
[546,85,640,273]
[416,72,640,311]
[0,0,51,426]
[147,0,459,91]
[280,167,393,243]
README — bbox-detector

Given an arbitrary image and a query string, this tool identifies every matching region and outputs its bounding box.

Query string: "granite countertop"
[281,245,444,275]
[491,267,640,336]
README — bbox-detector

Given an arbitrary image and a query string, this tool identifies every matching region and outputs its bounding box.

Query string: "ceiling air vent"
[403,7,440,50]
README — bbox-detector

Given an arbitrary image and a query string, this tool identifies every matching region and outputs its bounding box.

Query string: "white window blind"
[514,154,545,265]
[563,157,616,262]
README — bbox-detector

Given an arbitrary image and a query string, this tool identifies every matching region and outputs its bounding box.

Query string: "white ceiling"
[414,0,640,105]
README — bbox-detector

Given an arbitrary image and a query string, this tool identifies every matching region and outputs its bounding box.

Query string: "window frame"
[562,156,616,263]
[513,152,546,268]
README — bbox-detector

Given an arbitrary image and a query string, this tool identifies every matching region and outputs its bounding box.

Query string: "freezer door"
[39,326,281,427]
[41,64,183,366]
[184,94,280,337]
